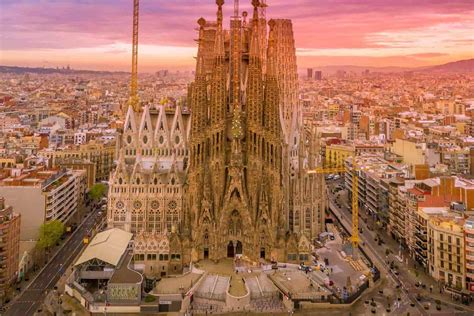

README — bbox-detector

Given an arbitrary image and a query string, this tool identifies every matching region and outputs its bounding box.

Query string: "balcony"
[466,261,474,270]
[415,232,428,242]
[416,241,427,250]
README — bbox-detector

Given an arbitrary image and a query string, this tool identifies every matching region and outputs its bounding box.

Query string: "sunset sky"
[1,0,473,71]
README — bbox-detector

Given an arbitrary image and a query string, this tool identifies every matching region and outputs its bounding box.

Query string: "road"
[4,207,104,316]
[326,179,473,315]
[326,181,427,315]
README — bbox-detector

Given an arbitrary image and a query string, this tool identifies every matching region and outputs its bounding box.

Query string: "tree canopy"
[37,220,65,249]
[88,183,107,201]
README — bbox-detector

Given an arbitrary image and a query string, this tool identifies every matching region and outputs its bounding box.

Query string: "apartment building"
[414,201,449,269]
[465,217,474,292]
[0,167,86,240]
[345,155,408,226]
[326,142,384,168]
[387,178,405,237]
[439,147,470,175]
[39,140,115,183]
[428,215,465,290]
[0,197,20,303]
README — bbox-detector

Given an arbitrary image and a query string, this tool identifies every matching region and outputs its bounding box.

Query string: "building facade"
[39,140,115,183]
[186,1,322,263]
[0,197,20,302]
[465,217,474,292]
[428,216,465,290]
[0,167,86,240]
[107,0,323,274]
[107,104,191,276]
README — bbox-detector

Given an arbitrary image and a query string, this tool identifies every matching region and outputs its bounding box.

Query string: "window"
[305,209,311,230]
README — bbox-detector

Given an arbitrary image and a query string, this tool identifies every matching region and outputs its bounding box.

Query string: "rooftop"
[109,253,142,284]
[75,228,133,267]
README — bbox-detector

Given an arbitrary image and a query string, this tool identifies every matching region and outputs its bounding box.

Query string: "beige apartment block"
[391,138,427,167]
[414,204,449,269]
[0,167,86,240]
[39,140,115,183]
[428,216,465,289]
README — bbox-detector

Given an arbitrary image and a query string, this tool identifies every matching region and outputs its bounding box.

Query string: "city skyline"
[1,0,473,71]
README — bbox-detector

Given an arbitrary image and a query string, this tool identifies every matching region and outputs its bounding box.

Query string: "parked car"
[299,263,312,272]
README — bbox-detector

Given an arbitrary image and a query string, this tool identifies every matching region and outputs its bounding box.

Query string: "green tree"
[88,183,107,201]
[37,220,65,249]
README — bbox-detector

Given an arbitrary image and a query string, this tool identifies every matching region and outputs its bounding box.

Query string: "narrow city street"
[326,179,474,315]
[3,206,104,316]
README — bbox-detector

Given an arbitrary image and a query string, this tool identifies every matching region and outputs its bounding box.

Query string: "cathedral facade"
[108,104,191,276]
[187,0,324,263]
[107,0,325,277]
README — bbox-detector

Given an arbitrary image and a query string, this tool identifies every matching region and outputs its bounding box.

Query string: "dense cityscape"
[1,0,473,315]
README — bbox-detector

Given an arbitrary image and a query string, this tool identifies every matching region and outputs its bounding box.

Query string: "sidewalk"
[365,213,474,312]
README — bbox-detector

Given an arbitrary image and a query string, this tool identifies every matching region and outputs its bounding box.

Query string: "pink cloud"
[1,0,472,68]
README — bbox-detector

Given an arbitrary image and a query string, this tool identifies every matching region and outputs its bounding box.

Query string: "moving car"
[298,263,312,272]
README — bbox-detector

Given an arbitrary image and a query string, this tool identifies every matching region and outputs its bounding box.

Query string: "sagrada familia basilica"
[107,0,325,277]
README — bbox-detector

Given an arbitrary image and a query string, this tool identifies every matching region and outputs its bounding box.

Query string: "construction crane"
[129,0,140,112]
[309,161,359,251]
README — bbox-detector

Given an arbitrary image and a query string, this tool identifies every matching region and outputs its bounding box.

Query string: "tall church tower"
[187,0,324,263]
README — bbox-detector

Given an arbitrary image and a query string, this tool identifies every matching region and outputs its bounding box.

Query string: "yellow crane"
[129,0,140,112]
[309,161,359,251]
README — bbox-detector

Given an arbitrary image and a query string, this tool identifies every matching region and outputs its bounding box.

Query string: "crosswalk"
[347,258,366,271]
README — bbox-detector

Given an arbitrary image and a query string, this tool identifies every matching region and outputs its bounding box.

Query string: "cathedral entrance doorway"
[204,248,209,259]
[236,241,243,255]
[227,241,235,258]
[260,247,265,259]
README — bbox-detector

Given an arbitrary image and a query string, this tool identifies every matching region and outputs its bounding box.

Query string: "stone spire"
[210,0,226,126]
[247,0,263,128]
[264,19,280,137]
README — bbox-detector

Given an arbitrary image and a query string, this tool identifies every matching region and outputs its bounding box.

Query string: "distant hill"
[301,59,474,75]
[304,65,411,75]
[421,59,474,73]
[0,65,128,75]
